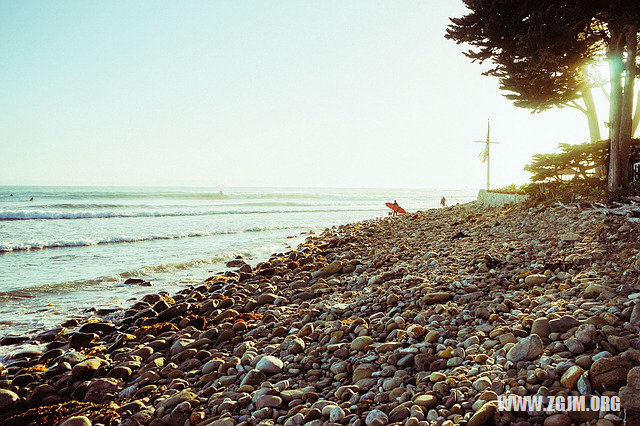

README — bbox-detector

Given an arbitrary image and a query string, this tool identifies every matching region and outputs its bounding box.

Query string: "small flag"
[478,146,488,163]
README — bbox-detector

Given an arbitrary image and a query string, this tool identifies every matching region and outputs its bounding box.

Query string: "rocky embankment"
[1,202,640,426]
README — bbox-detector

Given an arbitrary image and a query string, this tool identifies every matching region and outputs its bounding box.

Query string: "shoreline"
[0,221,356,348]
[1,201,639,425]
[0,226,319,358]
[1,185,481,343]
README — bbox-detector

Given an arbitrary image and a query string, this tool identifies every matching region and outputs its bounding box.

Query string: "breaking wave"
[0,207,378,221]
[0,251,252,301]
[0,225,303,253]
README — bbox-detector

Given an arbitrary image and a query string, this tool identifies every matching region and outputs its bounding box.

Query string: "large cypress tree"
[446,0,639,191]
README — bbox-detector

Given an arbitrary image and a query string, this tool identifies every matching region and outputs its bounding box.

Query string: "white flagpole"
[474,119,499,190]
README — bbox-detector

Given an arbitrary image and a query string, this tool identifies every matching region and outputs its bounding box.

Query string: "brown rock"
[506,334,543,362]
[423,292,452,304]
[59,416,92,426]
[69,332,97,350]
[631,303,640,326]
[388,406,410,423]
[620,366,640,411]
[313,261,343,277]
[544,414,572,426]
[351,336,373,351]
[467,401,497,426]
[256,293,277,305]
[525,274,547,285]
[549,316,579,333]
[72,358,101,380]
[352,364,375,382]
[560,366,584,390]
[531,317,551,338]
[0,389,21,412]
[589,356,632,391]
[620,385,640,411]
[83,378,122,403]
[414,394,437,409]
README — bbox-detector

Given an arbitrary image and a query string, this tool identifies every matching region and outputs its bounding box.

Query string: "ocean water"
[0,186,477,351]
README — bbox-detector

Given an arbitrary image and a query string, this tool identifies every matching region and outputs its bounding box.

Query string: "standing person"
[440,196,446,207]
[386,200,405,216]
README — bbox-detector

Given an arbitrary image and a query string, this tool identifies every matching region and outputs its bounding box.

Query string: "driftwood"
[555,198,640,222]
[588,198,640,222]
[555,201,580,210]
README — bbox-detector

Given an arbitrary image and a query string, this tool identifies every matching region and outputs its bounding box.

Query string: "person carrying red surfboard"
[385,200,406,216]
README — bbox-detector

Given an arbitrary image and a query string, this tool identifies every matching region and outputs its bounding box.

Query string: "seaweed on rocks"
[3,401,119,425]
[133,321,179,337]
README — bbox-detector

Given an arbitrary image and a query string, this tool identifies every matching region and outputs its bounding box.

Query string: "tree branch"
[601,85,610,101]
[564,100,587,114]
[590,79,608,89]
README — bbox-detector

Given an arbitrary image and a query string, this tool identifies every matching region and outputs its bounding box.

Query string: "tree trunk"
[619,26,637,183]
[633,89,640,137]
[583,88,606,177]
[607,30,625,192]
[582,88,601,142]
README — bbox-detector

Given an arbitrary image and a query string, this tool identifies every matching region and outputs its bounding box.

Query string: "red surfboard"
[385,202,406,214]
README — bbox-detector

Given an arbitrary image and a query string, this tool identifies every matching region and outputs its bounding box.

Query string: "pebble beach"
[1,201,640,426]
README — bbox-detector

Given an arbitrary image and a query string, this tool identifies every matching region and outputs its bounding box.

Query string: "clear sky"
[0,1,610,189]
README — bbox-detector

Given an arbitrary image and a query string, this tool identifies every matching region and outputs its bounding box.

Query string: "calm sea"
[0,186,477,353]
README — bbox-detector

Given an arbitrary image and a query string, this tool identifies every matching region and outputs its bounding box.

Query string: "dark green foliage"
[524,140,609,182]
[446,1,639,111]
[522,139,640,204]
[524,139,640,183]
[445,0,602,111]
[489,184,526,195]
[447,1,640,191]
[521,178,606,205]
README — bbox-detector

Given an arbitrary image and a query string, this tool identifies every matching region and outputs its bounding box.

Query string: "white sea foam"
[0,207,377,221]
[0,250,256,300]
[0,225,304,252]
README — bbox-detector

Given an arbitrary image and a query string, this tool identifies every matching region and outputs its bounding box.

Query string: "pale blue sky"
[0,1,609,188]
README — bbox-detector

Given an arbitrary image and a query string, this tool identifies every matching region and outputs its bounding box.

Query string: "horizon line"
[0,184,482,191]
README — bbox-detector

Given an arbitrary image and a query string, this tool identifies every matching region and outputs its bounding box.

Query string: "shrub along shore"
[1,202,639,426]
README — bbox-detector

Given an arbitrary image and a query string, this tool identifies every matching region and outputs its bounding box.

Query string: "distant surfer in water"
[441,196,446,207]
[29,197,34,201]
